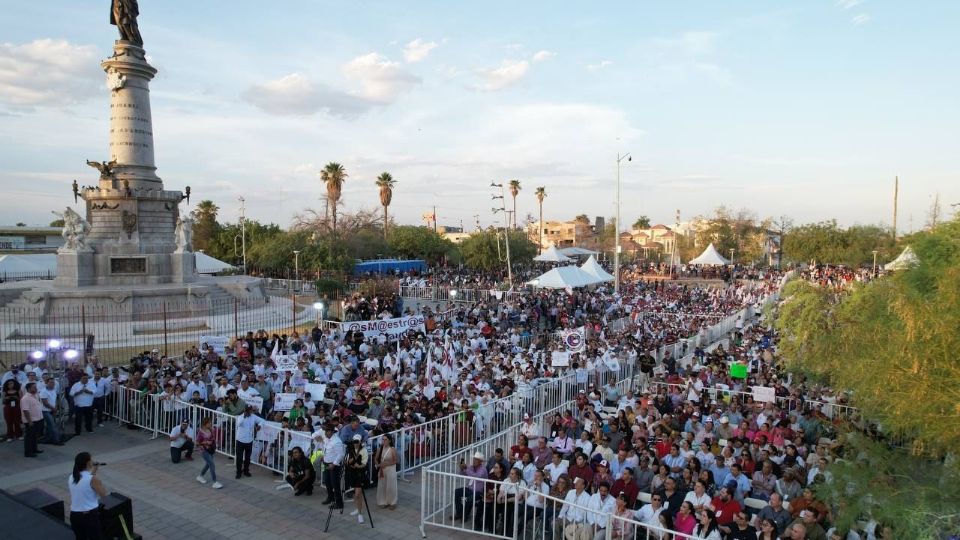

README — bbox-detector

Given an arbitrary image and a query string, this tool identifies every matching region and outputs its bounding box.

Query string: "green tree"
[783,220,892,265]
[386,225,452,264]
[375,172,396,239]
[320,162,348,234]
[535,186,546,253]
[190,200,220,252]
[632,215,651,230]
[509,179,521,229]
[574,214,590,225]
[774,216,960,537]
[49,219,65,227]
[459,229,537,271]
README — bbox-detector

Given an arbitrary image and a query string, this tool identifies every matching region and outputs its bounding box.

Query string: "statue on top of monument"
[86,159,118,182]
[52,208,92,252]
[175,215,194,253]
[110,0,143,46]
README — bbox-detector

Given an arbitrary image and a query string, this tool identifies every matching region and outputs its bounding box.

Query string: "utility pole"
[671,209,680,278]
[614,152,631,294]
[433,205,438,233]
[474,214,480,232]
[892,176,899,241]
[238,196,247,274]
[491,182,513,289]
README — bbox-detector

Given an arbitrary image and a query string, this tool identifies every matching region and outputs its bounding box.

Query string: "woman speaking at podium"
[68,452,108,539]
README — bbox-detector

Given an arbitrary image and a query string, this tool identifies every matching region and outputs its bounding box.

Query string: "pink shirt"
[20,392,42,423]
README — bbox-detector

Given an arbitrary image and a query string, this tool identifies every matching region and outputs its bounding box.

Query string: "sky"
[1,0,958,232]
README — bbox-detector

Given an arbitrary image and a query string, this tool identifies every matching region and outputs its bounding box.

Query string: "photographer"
[345,434,368,524]
[68,452,108,539]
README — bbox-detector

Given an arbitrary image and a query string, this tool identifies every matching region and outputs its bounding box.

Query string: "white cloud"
[531,50,555,63]
[240,73,369,117]
[852,13,871,25]
[587,60,614,72]
[342,52,420,103]
[0,39,101,108]
[476,59,530,91]
[402,38,439,63]
[836,0,864,9]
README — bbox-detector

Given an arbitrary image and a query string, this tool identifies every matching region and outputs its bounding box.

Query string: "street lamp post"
[614,152,631,294]
[729,248,735,265]
[872,250,878,276]
[239,196,247,275]
[313,301,325,325]
[293,250,301,292]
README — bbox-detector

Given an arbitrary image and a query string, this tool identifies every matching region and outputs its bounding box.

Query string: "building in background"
[0,226,64,253]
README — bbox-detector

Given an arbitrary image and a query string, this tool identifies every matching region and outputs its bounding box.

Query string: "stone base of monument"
[170,251,197,284]
[54,251,97,288]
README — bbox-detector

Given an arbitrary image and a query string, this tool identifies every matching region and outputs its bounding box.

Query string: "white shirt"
[39,387,58,412]
[169,425,196,448]
[323,433,346,465]
[558,489,591,523]
[586,492,615,526]
[70,381,96,407]
[237,386,260,401]
[524,480,550,509]
[93,377,111,398]
[68,471,99,512]
[544,460,569,484]
[235,413,264,443]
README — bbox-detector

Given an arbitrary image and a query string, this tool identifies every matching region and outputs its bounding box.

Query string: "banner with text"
[200,336,230,355]
[343,315,426,340]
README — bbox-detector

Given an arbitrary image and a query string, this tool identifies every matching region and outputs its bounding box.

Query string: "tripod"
[324,462,374,532]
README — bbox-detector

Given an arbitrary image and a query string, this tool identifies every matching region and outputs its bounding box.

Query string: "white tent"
[533,245,573,263]
[528,266,602,289]
[195,252,236,274]
[0,254,57,276]
[579,255,614,282]
[688,243,730,266]
[560,246,599,257]
[885,246,919,271]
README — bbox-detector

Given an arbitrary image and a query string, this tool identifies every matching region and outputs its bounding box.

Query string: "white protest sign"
[200,336,230,355]
[752,385,776,403]
[274,392,297,411]
[245,396,264,413]
[304,383,327,400]
[257,421,280,442]
[551,351,570,367]
[274,355,299,372]
[343,315,426,340]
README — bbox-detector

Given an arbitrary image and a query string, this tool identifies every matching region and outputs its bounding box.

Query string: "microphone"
[94,462,107,466]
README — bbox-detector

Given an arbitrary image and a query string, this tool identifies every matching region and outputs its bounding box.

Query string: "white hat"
[473,451,484,460]
[352,434,362,442]
[720,416,730,424]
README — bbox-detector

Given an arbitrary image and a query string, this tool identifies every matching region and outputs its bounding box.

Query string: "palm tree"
[535,186,546,254]
[508,179,521,229]
[319,162,348,233]
[375,172,396,239]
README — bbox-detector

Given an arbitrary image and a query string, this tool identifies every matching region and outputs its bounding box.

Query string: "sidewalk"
[0,424,472,540]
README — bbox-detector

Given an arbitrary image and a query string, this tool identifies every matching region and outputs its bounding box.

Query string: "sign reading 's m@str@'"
[344,315,426,339]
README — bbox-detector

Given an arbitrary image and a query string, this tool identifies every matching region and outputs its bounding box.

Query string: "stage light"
[313,302,324,311]
[48,339,61,349]
[63,349,79,360]
[31,350,45,360]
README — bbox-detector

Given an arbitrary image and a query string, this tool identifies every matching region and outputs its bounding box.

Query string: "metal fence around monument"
[0,294,327,368]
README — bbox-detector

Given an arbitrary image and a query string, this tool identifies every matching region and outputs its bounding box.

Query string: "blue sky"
[1,0,957,231]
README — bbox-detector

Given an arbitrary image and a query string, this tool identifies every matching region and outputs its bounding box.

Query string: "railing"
[398,284,524,304]
[421,469,695,540]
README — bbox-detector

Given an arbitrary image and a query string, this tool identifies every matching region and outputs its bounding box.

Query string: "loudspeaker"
[99,492,137,540]
[13,488,65,521]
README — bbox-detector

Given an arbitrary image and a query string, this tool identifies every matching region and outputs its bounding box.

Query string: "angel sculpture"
[52,208,91,252]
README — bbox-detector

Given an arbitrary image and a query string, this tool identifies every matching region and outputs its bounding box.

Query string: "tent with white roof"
[688,243,730,266]
[579,255,614,282]
[560,246,599,257]
[528,265,602,289]
[884,246,919,271]
[533,245,573,263]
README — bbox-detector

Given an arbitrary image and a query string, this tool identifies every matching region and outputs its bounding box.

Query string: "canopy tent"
[533,245,573,263]
[195,252,236,274]
[527,265,602,289]
[688,243,730,266]
[0,254,57,276]
[579,255,614,282]
[559,246,599,257]
[885,246,919,271]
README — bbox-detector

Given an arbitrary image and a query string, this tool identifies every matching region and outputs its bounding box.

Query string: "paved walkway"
[0,424,472,540]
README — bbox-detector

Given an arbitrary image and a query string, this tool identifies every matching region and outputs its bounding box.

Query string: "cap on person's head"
[692,411,700,417]
[599,460,609,467]
[175,371,182,376]
[523,413,530,420]
[720,416,730,424]
[352,434,362,442]
[472,451,484,461]
[152,348,159,353]
[799,510,812,519]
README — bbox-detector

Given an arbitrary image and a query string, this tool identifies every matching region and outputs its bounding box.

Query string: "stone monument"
[4,0,265,314]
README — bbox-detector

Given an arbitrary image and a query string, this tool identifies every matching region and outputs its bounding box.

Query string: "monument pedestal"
[170,252,197,284]
[53,251,96,288]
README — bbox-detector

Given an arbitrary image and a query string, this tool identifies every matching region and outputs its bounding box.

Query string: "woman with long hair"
[693,508,722,540]
[2,378,23,441]
[285,446,316,496]
[68,452,108,539]
[673,501,697,537]
[195,417,222,488]
[757,517,779,540]
[375,433,398,509]
[345,434,368,524]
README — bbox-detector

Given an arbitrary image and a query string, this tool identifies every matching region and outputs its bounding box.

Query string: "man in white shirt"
[69,374,97,436]
[38,377,62,445]
[168,419,195,463]
[237,379,260,402]
[234,405,264,479]
[557,477,591,540]
[519,413,540,439]
[634,495,666,537]
[92,369,111,427]
[544,451,569,484]
[586,482,615,539]
[321,423,346,509]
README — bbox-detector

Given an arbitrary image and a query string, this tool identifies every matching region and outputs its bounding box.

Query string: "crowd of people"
[447,318,887,540]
